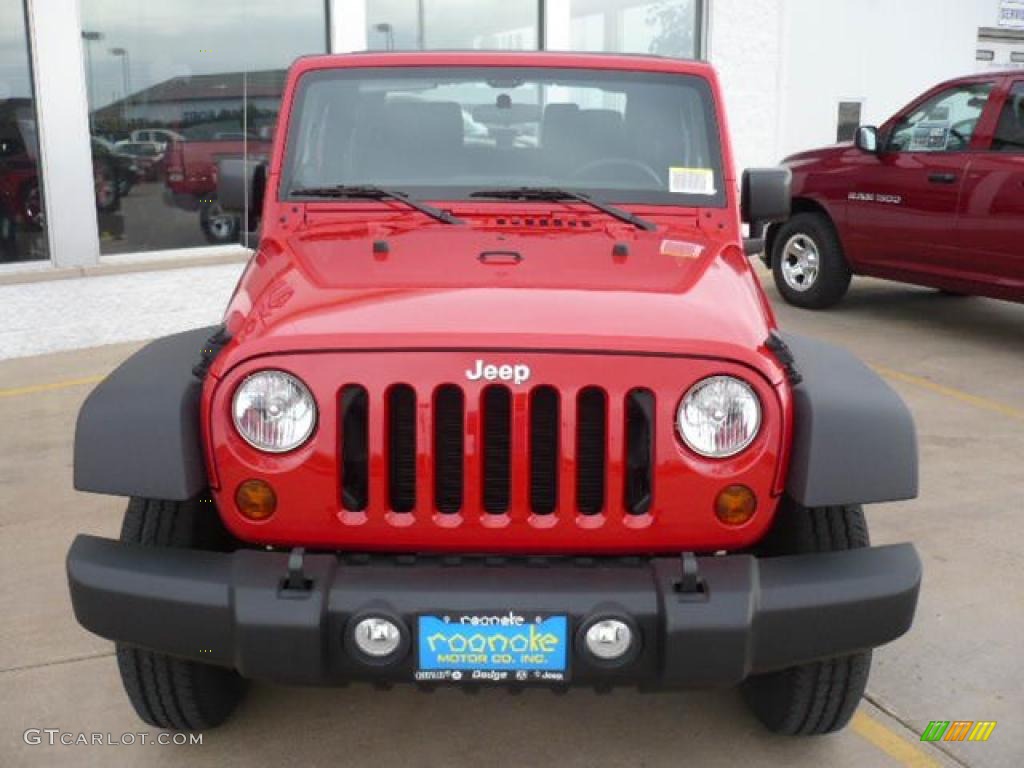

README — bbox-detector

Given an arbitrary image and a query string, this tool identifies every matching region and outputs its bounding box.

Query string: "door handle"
[928,173,959,184]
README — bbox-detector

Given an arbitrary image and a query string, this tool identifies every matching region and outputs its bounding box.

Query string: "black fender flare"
[778,332,918,507]
[74,326,222,500]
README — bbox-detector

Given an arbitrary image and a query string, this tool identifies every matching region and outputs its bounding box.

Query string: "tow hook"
[676,552,705,595]
[280,547,313,595]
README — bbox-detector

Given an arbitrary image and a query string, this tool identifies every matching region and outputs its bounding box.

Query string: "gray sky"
[366,0,538,49]
[0,0,33,101]
[79,0,326,108]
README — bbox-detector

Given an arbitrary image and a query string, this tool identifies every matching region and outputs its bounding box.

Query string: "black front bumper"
[67,535,920,688]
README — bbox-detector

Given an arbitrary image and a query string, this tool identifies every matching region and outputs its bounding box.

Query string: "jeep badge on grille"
[466,360,531,385]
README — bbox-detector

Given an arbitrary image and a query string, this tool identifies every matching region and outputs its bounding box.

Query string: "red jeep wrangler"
[769,71,1024,308]
[67,52,921,736]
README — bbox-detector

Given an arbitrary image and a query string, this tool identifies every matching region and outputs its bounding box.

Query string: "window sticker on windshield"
[909,122,950,151]
[669,167,716,195]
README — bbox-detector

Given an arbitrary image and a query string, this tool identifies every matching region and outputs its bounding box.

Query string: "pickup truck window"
[281,67,725,207]
[886,82,994,153]
[992,82,1024,152]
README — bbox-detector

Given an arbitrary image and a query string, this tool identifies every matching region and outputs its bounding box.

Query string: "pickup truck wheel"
[740,501,871,735]
[115,496,247,730]
[199,200,240,244]
[771,213,851,309]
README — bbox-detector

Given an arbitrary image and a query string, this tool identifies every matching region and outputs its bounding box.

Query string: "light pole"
[417,0,426,49]
[109,47,131,124]
[81,30,104,134]
[373,23,394,50]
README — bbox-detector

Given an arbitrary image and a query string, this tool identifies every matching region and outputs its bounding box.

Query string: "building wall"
[705,0,785,175]
[710,0,990,173]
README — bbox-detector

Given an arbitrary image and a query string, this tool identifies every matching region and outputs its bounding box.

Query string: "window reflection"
[0,0,48,263]
[79,0,326,254]
[365,1,538,51]
[561,0,699,59]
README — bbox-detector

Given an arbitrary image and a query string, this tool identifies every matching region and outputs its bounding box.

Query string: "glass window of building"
[364,1,539,50]
[79,0,327,254]
[551,0,700,59]
[0,0,49,264]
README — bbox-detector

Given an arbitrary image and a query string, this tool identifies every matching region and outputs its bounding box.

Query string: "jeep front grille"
[339,383,656,520]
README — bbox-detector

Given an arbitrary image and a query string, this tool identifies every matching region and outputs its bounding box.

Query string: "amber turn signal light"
[715,485,757,526]
[236,479,277,521]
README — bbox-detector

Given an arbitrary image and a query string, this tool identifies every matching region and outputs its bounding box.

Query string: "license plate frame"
[414,612,569,683]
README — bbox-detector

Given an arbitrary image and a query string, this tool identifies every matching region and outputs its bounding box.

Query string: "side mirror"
[741,167,791,256]
[217,156,267,217]
[855,125,880,154]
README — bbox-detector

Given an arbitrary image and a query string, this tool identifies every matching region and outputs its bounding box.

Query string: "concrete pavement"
[1,268,1021,767]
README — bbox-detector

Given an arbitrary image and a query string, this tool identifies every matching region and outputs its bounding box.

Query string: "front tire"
[740,502,872,735]
[115,496,247,730]
[771,213,851,309]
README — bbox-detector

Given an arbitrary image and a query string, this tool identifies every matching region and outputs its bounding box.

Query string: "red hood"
[218,216,781,382]
[783,143,852,167]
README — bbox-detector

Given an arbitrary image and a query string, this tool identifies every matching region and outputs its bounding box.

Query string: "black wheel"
[740,501,872,735]
[770,213,851,309]
[21,180,44,230]
[0,210,17,262]
[115,496,247,730]
[200,199,241,244]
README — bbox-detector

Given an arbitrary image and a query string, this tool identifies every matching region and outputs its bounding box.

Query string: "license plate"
[415,613,569,683]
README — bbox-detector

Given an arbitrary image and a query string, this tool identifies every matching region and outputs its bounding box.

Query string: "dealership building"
[0,0,1020,274]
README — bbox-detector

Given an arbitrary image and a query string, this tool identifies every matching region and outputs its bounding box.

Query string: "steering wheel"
[571,157,663,187]
[948,119,976,150]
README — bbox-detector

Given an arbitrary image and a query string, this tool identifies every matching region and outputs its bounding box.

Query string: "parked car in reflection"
[0,99,44,261]
[90,137,135,203]
[768,71,1024,308]
[114,140,165,181]
[2,101,129,260]
[130,128,184,151]
[163,121,272,244]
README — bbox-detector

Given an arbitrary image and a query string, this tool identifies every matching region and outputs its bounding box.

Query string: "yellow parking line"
[0,375,104,399]
[852,711,942,768]
[873,365,1024,422]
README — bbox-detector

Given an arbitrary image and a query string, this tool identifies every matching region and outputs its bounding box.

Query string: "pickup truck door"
[956,79,1024,295]
[845,80,996,275]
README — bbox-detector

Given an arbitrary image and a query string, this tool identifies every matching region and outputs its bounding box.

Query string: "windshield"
[281,66,726,207]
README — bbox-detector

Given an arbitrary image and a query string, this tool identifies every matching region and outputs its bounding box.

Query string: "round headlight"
[232,370,317,453]
[677,376,761,458]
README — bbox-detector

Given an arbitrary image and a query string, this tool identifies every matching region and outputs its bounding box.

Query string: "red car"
[67,52,921,736]
[769,71,1024,308]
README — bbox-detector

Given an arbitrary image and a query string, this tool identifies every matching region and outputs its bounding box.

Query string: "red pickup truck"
[163,127,271,243]
[67,52,921,737]
[768,71,1024,308]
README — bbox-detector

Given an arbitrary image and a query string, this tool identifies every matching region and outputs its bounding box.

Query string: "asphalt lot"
[98,181,212,255]
[1,267,1022,767]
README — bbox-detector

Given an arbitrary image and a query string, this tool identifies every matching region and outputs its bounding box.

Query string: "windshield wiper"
[290,184,464,225]
[469,187,656,231]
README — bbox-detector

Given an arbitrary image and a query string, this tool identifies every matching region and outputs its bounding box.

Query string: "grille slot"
[434,385,464,513]
[481,385,511,513]
[529,386,559,514]
[340,385,369,511]
[576,387,607,514]
[387,385,416,513]
[624,388,655,514]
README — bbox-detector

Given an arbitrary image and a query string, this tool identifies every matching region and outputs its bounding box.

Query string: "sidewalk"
[0,263,245,363]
